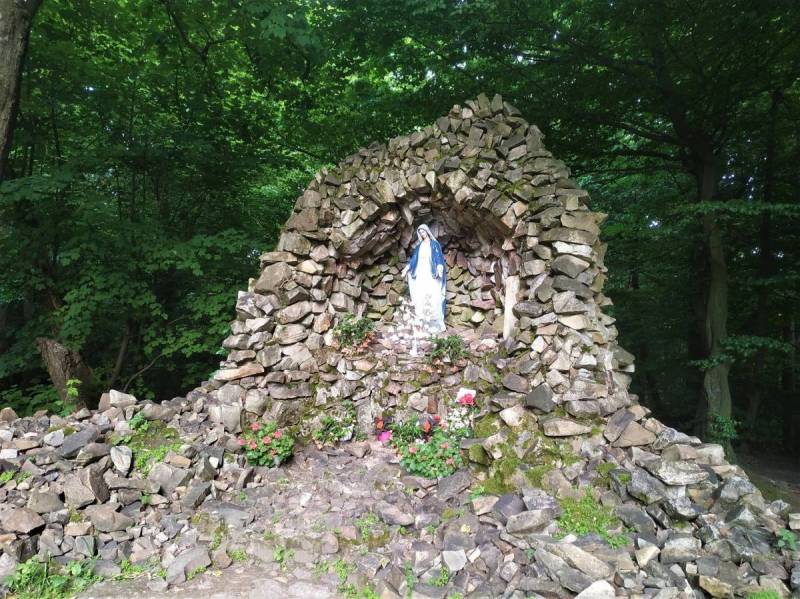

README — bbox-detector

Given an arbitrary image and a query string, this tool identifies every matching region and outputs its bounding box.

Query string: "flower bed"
[239,421,294,467]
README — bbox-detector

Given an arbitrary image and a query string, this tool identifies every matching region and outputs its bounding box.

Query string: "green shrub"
[239,421,294,466]
[746,592,781,599]
[707,413,739,445]
[334,314,375,348]
[0,383,64,417]
[428,335,466,364]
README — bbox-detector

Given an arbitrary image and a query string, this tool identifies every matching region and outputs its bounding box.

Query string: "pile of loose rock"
[0,384,798,598]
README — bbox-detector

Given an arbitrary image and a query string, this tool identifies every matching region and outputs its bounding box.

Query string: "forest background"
[1,0,799,460]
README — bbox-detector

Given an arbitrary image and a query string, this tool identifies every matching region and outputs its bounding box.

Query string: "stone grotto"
[0,94,798,598]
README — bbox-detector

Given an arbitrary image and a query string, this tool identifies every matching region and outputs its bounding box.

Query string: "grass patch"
[5,558,99,599]
[111,419,182,476]
[557,490,629,549]
[229,549,247,562]
[746,592,781,599]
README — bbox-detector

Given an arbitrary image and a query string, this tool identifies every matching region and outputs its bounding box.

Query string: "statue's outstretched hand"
[436,264,444,280]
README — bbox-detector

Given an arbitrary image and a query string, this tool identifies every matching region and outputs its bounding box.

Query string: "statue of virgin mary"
[401,224,447,336]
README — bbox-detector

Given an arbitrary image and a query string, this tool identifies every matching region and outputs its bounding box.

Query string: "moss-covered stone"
[473,413,502,439]
[468,444,490,465]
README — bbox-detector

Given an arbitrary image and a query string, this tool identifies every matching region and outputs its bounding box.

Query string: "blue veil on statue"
[405,224,447,334]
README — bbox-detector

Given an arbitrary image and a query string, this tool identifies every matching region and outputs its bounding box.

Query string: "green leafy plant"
[313,402,357,446]
[333,313,375,348]
[356,512,380,542]
[4,558,99,599]
[389,420,426,445]
[428,335,466,364]
[404,561,415,598]
[707,414,740,445]
[273,545,295,570]
[0,470,14,485]
[395,430,463,478]
[746,592,781,599]
[776,528,797,552]
[229,549,248,563]
[432,566,449,586]
[0,384,64,417]
[128,411,149,432]
[186,565,206,581]
[468,485,486,499]
[557,491,629,549]
[112,419,182,475]
[239,421,294,467]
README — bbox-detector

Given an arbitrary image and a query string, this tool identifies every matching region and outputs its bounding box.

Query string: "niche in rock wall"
[326,187,532,334]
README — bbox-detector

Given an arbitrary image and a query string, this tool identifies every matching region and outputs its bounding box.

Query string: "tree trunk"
[696,154,732,445]
[0,0,43,181]
[35,337,93,409]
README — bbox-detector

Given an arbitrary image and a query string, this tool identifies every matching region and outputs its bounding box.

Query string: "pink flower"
[238,438,246,446]
[262,436,272,445]
[273,430,283,439]
[248,440,257,450]
[440,442,449,449]
[408,446,418,454]
[250,422,261,431]
[446,458,454,466]
[458,393,475,406]
[377,430,392,442]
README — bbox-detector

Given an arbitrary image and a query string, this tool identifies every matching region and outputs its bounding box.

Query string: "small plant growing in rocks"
[557,490,629,549]
[776,528,797,552]
[395,430,463,479]
[239,421,294,467]
[273,545,294,571]
[313,402,356,447]
[428,334,466,364]
[432,565,450,587]
[746,592,782,599]
[334,313,375,349]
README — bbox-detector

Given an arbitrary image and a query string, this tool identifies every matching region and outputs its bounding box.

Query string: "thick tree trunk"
[0,0,43,181]
[35,337,93,409]
[696,154,732,445]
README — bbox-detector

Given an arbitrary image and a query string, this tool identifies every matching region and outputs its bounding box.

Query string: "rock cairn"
[0,95,798,598]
